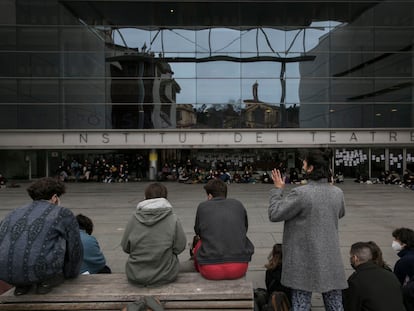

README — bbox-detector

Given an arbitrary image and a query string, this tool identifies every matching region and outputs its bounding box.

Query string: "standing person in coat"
[193,179,254,280]
[268,148,347,311]
[343,242,406,311]
[0,177,82,296]
[121,183,187,286]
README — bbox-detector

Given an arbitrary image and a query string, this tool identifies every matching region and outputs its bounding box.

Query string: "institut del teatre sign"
[0,129,413,149]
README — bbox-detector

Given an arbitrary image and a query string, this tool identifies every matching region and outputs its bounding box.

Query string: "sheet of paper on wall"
[372,155,376,160]
[381,155,385,160]
[397,163,401,169]
[376,157,380,163]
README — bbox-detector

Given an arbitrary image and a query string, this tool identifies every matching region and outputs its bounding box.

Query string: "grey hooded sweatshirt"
[121,198,187,286]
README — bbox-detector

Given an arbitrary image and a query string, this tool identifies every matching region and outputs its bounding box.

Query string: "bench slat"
[0,273,253,310]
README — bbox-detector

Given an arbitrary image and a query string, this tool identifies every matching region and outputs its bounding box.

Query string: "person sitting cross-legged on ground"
[193,179,254,280]
[121,183,187,286]
[76,214,111,274]
[0,177,83,296]
[343,241,406,311]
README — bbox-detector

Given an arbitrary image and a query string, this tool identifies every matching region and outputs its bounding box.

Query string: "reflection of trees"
[195,101,242,128]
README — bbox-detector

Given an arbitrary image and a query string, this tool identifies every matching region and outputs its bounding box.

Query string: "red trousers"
[193,240,248,280]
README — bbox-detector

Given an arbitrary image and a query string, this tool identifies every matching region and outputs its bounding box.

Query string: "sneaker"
[36,274,64,295]
[14,285,32,296]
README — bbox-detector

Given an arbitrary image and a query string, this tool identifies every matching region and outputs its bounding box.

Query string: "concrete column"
[149,149,158,181]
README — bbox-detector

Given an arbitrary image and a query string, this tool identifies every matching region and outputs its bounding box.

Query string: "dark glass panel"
[64,52,105,77]
[64,104,107,129]
[61,27,105,52]
[330,27,374,52]
[18,79,59,103]
[374,28,414,52]
[17,104,61,129]
[0,105,18,128]
[0,79,18,103]
[0,1,16,25]
[16,0,59,25]
[0,53,17,77]
[330,78,375,102]
[298,78,330,103]
[0,27,17,50]
[63,79,105,103]
[373,52,412,78]
[374,2,414,27]
[17,27,59,51]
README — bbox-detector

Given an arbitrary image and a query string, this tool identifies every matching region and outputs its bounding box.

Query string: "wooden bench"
[0,273,254,310]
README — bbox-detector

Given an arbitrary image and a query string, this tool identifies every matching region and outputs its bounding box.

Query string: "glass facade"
[1,0,414,129]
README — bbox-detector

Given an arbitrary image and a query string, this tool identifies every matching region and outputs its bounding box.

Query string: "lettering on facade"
[350,132,357,142]
[234,132,242,143]
[13,130,414,148]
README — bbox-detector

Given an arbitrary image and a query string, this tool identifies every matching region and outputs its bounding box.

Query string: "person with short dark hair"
[269,148,347,310]
[392,227,414,285]
[76,214,111,274]
[121,183,186,286]
[193,179,254,280]
[343,242,406,311]
[0,177,82,296]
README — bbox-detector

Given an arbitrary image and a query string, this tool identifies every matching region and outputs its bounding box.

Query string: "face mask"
[392,240,403,252]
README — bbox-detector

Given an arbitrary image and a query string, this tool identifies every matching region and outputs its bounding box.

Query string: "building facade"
[0,0,413,179]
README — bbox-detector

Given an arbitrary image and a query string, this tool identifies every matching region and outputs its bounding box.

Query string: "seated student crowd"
[2,176,414,311]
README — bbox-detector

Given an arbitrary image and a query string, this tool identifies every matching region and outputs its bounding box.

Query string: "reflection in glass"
[1,0,414,129]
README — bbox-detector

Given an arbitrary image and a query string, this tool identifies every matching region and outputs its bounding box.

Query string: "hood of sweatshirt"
[134,197,173,226]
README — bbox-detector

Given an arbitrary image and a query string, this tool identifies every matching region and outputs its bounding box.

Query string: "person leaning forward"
[193,179,254,280]
[0,177,83,296]
[343,242,406,311]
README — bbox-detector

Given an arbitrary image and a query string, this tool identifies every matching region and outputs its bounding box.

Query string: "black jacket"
[343,261,406,311]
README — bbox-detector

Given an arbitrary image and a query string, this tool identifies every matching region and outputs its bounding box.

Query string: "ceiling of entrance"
[60,1,380,29]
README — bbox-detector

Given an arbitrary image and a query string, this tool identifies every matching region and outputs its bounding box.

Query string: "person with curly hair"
[0,177,82,296]
[269,149,347,311]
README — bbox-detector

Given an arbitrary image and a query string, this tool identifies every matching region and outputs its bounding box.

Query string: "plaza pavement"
[0,181,413,309]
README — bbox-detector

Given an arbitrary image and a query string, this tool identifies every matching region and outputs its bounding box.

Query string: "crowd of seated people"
[56,158,130,183]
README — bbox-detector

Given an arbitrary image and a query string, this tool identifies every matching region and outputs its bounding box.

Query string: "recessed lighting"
[391,108,397,112]
[329,109,335,113]
[170,9,174,13]
[375,113,382,116]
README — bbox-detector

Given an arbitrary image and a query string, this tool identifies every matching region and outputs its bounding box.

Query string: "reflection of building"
[176,104,196,128]
[107,53,180,129]
[244,103,279,128]
[1,1,414,180]
[243,82,280,128]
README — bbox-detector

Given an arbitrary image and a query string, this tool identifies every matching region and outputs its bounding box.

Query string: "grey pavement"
[1,181,413,309]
